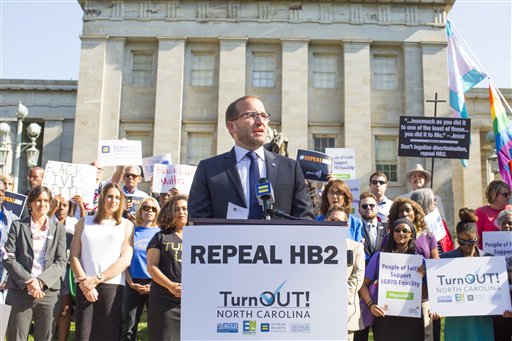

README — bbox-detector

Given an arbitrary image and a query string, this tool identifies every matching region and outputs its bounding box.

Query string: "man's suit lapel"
[264,149,277,185]
[224,148,247,206]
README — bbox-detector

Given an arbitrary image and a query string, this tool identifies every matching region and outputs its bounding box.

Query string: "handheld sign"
[98,140,142,166]
[426,257,511,317]
[325,148,356,180]
[423,208,447,242]
[152,164,197,194]
[398,116,470,159]
[296,149,332,182]
[141,153,172,182]
[2,191,26,217]
[378,253,423,318]
[42,161,97,207]
[483,231,512,290]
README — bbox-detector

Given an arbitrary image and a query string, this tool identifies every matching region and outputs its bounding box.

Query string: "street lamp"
[0,101,42,192]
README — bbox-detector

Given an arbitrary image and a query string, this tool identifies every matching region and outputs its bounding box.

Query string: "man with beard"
[358,192,387,263]
[188,95,314,220]
[400,164,445,219]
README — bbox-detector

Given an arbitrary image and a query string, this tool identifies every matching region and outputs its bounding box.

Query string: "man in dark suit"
[358,192,387,263]
[188,95,314,220]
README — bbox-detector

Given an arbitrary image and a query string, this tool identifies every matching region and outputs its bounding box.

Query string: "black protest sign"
[398,116,470,159]
[296,149,333,182]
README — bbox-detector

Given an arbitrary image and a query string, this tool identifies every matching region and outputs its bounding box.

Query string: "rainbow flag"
[490,83,512,186]
[447,20,487,118]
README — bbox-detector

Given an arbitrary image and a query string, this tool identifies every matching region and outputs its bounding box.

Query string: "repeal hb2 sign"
[182,224,347,340]
[398,116,470,159]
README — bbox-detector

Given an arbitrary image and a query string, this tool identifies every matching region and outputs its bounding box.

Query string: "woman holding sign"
[70,183,134,341]
[147,194,188,341]
[359,218,425,341]
[439,208,495,341]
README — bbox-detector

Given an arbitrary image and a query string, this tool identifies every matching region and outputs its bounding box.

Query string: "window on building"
[187,133,213,165]
[252,53,275,88]
[131,52,154,86]
[314,136,335,153]
[312,53,337,89]
[373,54,397,90]
[375,136,398,182]
[191,52,215,87]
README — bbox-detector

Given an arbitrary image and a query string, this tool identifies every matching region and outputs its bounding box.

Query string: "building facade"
[1,0,511,226]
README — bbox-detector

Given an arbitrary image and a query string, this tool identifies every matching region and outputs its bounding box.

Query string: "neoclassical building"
[1,0,510,226]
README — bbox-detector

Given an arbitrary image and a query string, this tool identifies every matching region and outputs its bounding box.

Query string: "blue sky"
[0,0,511,89]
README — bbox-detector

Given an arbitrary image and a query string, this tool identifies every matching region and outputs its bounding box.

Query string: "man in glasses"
[120,165,148,219]
[368,171,392,223]
[188,95,314,220]
[358,192,387,264]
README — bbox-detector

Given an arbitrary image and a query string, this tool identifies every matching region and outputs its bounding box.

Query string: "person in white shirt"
[368,171,393,223]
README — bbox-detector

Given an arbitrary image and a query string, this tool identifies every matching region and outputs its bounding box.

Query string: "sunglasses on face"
[141,205,158,213]
[394,228,411,234]
[361,204,376,209]
[124,173,139,179]
[499,192,511,197]
[457,238,478,246]
[370,180,386,185]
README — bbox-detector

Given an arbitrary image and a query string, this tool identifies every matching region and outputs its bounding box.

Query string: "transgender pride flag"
[490,83,512,186]
[447,20,487,118]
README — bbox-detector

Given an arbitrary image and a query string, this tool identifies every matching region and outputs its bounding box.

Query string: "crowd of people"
[0,95,511,341]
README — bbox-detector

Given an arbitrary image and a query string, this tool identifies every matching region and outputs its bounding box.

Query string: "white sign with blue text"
[182,225,347,340]
[426,257,511,317]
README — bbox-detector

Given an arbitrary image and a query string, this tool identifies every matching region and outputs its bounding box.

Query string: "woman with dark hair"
[440,208,495,340]
[147,194,188,341]
[317,179,363,242]
[4,186,67,340]
[70,183,134,341]
[358,218,425,341]
[121,197,160,341]
[387,197,439,341]
[476,180,512,249]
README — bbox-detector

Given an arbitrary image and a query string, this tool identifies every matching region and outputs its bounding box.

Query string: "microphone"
[255,178,275,220]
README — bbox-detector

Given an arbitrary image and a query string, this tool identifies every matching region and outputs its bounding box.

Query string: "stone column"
[100,37,125,140]
[343,41,372,178]
[281,39,309,157]
[403,42,423,116]
[153,37,186,162]
[41,119,63,166]
[72,36,108,164]
[217,38,247,154]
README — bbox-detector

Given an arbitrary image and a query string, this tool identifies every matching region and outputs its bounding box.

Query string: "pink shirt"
[475,204,512,249]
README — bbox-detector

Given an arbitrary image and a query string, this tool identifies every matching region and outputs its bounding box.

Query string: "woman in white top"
[70,183,134,341]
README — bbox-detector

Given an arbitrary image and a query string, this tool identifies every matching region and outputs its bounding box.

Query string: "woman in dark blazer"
[4,186,67,341]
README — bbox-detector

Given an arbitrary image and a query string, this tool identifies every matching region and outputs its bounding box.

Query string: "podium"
[181,218,348,340]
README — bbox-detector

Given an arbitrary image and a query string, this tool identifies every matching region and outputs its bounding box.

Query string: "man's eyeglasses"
[141,205,158,213]
[457,238,478,246]
[371,180,386,185]
[124,173,139,179]
[361,204,376,210]
[236,111,271,121]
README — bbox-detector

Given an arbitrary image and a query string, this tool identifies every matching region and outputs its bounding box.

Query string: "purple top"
[415,231,437,259]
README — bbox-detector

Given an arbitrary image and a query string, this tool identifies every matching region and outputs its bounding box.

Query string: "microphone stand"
[266,207,308,221]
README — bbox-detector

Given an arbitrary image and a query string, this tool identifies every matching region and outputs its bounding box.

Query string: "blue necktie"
[247,152,262,219]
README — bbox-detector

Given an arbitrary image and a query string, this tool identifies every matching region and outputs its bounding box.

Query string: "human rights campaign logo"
[101,146,110,154]
[260,323,270,332]
[217,322,238,333]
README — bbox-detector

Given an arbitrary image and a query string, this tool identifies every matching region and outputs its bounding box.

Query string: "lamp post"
[0,101,41,192]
